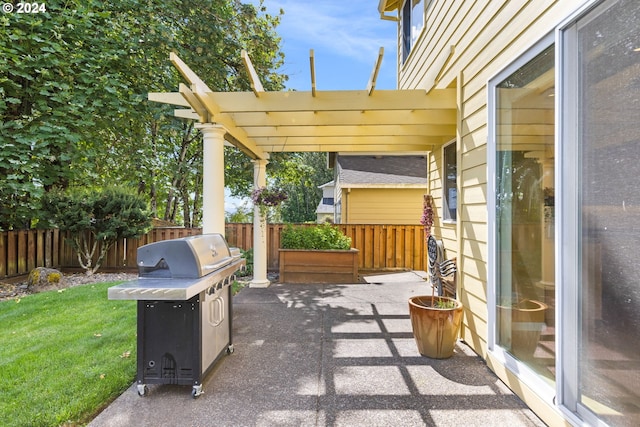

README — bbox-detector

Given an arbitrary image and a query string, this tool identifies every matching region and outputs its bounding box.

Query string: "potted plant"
[251,186,288,219]
[278,223,359,284]
[409,294,464,359]
[408,195,464,359]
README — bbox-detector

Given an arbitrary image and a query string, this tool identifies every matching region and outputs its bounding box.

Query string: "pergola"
[150,51,456,286]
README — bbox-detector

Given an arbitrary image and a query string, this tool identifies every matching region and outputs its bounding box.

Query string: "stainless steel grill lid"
[137,234,232,278]
[108,234,245,301]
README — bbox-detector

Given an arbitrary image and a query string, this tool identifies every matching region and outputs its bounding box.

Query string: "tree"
[276,153,334,222]
[1,0,287,229]
[41,187,152,274]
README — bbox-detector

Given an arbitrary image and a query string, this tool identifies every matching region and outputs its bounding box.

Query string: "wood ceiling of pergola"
[149,52,456,160]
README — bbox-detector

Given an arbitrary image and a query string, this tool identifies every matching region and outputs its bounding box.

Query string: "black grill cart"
[108,234,245,398]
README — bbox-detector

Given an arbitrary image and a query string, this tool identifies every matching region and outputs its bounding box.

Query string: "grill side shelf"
[108,258,246,301]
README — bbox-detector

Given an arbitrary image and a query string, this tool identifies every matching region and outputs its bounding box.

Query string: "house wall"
[396,1,585,425]
[343,188,426,225]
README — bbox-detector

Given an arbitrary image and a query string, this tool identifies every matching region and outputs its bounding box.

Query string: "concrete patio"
[89,279,545,426]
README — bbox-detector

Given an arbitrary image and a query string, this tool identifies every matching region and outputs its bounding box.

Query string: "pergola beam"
[310,49,317,97]
[241,50,265,97]
[227,109,456,127]
[243,124,455,138]
[205,89,456,113]
[256,143,443,153]
[252,134,452,147]
[366,47,385,95]
[174,109,200,120]
[170,52,211,92]
[192,87,269,160]
[149,92,190,107]
[178,83,209,122]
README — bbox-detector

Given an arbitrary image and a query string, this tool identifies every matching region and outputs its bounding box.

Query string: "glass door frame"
[487,31,557,404]
[558,0,623,425]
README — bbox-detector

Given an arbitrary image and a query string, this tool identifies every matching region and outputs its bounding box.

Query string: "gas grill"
[108,234,245,398]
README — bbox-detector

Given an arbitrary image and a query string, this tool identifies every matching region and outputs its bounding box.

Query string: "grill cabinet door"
[137,297,201,386]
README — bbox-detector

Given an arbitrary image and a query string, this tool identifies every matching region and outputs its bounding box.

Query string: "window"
[489,40,556,387]
[442,140,457,221]
[401,0,425,63]
[322,197,334,205]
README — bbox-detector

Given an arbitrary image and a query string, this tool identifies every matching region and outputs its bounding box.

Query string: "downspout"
[456,69,464,318]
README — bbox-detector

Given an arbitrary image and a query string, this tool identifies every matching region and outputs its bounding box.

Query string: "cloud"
[249,0,397,90]
[265,0,395,64]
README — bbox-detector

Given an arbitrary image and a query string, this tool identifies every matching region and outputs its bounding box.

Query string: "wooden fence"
[1,224,427,279]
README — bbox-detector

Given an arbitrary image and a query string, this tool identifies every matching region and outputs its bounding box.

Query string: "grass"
[0,282,137,427]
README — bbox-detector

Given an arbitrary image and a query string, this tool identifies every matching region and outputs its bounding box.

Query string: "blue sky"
[227,2,399,212]
[255,0,398,91]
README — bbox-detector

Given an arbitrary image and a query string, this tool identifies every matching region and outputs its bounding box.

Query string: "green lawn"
[0,282,137,427]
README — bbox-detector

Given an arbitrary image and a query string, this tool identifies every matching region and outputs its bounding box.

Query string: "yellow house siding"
[461,282,489,345]
[399,0,475,89]
[462,145,486,171]
[463,88,487,121]
[399,0,490,90]
[462,108,487,140]
[459,1,561,93]
[345,188,425,224]
[445,0,561,91]
[462,220,487,247]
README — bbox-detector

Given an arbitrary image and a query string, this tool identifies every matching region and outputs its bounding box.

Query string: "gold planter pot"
[408,296,464,359]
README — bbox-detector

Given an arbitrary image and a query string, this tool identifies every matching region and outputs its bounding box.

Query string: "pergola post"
[250,159,270,288]
[196,123,226,235]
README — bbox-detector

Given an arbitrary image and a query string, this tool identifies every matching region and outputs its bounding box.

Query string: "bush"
[40,187,152,274]
[280,223,352,250]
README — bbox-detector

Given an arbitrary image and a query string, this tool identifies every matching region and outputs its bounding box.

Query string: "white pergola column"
[196,123,226,235]
[250,158,270,288]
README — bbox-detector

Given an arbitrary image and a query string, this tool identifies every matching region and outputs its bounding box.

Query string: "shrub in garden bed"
[280,223,352,250]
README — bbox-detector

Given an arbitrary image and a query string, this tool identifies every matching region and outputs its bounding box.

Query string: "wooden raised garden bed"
[278,248,359,284]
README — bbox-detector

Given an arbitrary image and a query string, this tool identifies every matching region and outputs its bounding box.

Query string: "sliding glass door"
[561,1,640,425]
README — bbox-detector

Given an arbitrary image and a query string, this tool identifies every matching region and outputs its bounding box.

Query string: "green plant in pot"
[408,196,464,359]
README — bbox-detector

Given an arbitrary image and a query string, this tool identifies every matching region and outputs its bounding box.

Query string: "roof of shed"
[337,155,427,187]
